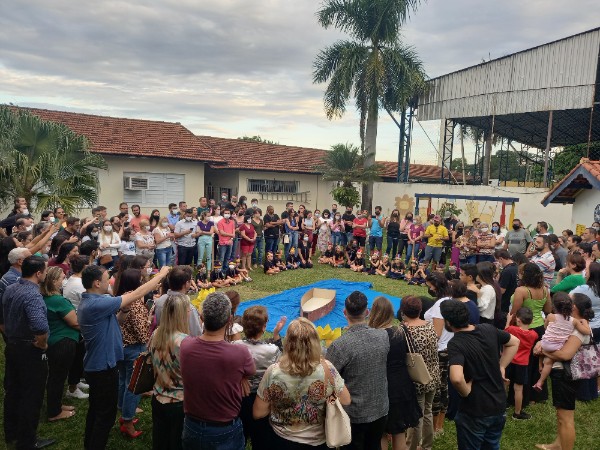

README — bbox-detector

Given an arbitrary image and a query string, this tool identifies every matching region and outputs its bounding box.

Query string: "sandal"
[49,409,75,422]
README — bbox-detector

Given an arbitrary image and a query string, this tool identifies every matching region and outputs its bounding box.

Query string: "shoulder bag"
[401,324,433,385]
[321,359,352,448]
[128,333,156,394]
[563,332,600,381]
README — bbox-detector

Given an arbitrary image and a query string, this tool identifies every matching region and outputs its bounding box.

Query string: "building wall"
[571,189,600,231]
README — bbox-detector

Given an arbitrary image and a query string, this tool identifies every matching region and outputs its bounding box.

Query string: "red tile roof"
[15,107,223,163]
[541,158,600,205]
[378,161,466,182]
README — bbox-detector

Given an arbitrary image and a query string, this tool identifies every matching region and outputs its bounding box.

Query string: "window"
[123,172,184,206]
[247,179,299,193]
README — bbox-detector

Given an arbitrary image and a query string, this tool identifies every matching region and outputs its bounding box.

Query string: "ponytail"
[572,293,595,321]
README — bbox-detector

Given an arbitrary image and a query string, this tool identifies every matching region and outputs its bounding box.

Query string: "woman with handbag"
[149,293,190,450]
[116,268,149,439]
[400,296,441,450]
[368,297,422,450]
[135,219,156,262]
[98,219,121,268]
[534,293,594,450]
[253,317,351,449]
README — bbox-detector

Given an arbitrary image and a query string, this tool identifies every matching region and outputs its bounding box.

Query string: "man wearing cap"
[423,215,449,271]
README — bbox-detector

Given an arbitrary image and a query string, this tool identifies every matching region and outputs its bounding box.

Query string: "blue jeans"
[331,231,342,247]
[218,243,233,269]
[344,231,353,246]
[182,416,244,450]
[197,235,213,270]
[284,231,298,259]
[252,235,264,265]
[117,343,145,421]
[155,246,173,267]
[405,242,421,264]
[455,411,506,450]
[369,235,383,253]
[264,236,279,256]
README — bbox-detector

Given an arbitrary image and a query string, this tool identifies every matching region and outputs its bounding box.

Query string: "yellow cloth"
[424,224,448,247]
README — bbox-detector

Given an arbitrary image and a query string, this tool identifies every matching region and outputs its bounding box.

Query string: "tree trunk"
[460,126,466,186]
[482,129,493,185]
[361,103,378,212]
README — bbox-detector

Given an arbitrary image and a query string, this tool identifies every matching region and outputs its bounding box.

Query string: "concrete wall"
[571,189,600,230]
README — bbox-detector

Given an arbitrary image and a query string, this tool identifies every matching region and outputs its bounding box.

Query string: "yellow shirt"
[425,224,448,247]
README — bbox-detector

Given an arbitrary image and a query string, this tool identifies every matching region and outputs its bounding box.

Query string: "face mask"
[222,195,227,200]
[303,236,309,242]
[185,217,192,222]
[407,216,413,220]
[152,214,159,219]
[247,218,252,224]
[315,213,320,218]
[228,264,235,269]
[492,226,499,232]
[512,224,520,230]
[357,214,362,219]
[375,211,381,216]
[103,226,113,232]
[25,225,33,231]
[91,232,99,238]
[224,213,231,219]
[161,221,169,227]
[335,215,341,220]
[22,208,29,215]
[146,267,153,275]
[171,209,177,214]
[480,227,489,233]
[251,203,257,207]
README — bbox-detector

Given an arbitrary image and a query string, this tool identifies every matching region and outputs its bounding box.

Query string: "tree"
[0,106,107,215]
[317,143,381,207]
[553,142,600,180]
[313,0,426,212]
[237,135,279,145]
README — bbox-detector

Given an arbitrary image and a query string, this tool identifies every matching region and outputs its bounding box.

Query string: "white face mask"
[161,221,169,227]
[228,264,235,269]
[224,214,231,219]
[25,225,33,231]
[247,218,252,223]
[103,225,113,232]
[146,267,153,275]
[144,225,151,231]
[481,227,489,233]
[171,209,177,214]
[185,217,192,222]
[251,203,258,207]
[22,208,29,215]
[91,231,99,238]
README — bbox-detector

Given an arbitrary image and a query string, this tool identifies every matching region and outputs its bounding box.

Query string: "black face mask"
[512,224,520,230]
[427,288,436,297]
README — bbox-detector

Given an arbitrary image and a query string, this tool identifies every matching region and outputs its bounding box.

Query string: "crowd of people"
[1,193,600,450]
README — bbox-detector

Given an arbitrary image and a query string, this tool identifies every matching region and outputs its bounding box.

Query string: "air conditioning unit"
[124,176,149,190]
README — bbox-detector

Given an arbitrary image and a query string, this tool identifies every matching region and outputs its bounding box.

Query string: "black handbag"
[128,351,155,394]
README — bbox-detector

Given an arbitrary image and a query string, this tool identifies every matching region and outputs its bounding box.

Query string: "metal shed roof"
[417,27,600,148]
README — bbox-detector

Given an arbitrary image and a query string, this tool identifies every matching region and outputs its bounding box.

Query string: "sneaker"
[66,388,89,399]
[77,382,89,390]
[512,411,531,420]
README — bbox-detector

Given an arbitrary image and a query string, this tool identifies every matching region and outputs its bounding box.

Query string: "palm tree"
[317,143,381,207]
[313,0,426,211]
[0,106,107,215]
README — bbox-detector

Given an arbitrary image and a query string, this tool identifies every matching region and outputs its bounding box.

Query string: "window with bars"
[247,179,299,193]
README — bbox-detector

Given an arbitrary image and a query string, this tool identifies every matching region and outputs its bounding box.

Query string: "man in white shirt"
[530,235,556,287]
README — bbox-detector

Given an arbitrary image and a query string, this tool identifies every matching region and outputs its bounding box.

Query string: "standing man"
[530,235,556,287]
[368,206,385,254]
[327,291,390,450]
[180,292,255,449]
[217,208,236,269]
[582,227,598,245]
[219,192,233,211]
[178,201,188,217]
[423,215,449,271]
[197,197,210,216]
[56,216,81,242]
[118,202,131,221]
[280,201,294,222]
[331,203,339,216]
[167,203,180,230]
[342,206,356,247]
[1,256,55,449]
[549,234,568,271]
[78,265,169,450]
[129,204,150,233]
[174,209,199,265]
[566,235,582,254]
[504,219,532,257]
[263,205,281,256]
[442,300,519,450]
[0,247,32,299]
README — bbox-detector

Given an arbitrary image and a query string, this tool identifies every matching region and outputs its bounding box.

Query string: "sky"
[1,0,598,164]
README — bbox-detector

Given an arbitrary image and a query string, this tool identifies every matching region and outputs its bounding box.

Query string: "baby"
[534,292,590,391]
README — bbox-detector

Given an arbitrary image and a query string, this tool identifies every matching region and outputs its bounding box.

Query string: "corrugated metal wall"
[418,29,600,120]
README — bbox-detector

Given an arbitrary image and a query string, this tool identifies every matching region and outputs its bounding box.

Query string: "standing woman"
[135,219,156,263]
[401,296,441,450]
[302,210,314,256]
[423,272,453,436]
[316,209,332,256]
[253,318,351,449]
[210,206,223,261]
[405,216,424,265]
[450,222,464,269]
[154,217,175,268]
[386,211,401,259]
[398,213,414,261]
[49,242,79,276]
[369,297,422,450]
[98,219,121,269]
[471,222,496,264]
[475,261,501,325]
[116,269,149,439]
[239,215,256,271]
[42,267,82,422]
[251,209,265,268]
[149,293,190,450]
[149,209,161,231]
[330,212,343,248]
[491,221,505,251]
[284,210,300,259]
[196,212,215,271]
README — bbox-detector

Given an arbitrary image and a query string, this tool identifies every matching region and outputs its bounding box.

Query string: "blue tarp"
[236,279,402,335]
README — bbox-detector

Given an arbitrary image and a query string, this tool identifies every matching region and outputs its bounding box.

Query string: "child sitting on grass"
[364,251,381,275]
[274,250,287,271]
[350,248,365,272]
[195,263,212,289]
[377,254,390,277]
[346,239,359,266]
[333,245,346,268]
[263,251,280,275]
[210,263,232,288]
[286,247,301,270]
[297,239,314,269]
[319,242,335,265]
[533,292,591,392]
[225,262,245,285]
[407,261,428,285]
[505,307,539,420]
[387,255,405,280]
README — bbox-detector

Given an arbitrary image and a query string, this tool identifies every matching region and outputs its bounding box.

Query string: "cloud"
[0,0,597,164]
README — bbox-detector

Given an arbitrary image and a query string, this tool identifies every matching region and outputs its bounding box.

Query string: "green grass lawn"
[1,263,599,449]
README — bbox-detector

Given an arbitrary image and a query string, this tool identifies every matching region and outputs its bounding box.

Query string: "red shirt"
[217,219,236,245]
[180,337,255,422]
[506,326,538,365]
[353,217,368,237]
[129,214,150,233]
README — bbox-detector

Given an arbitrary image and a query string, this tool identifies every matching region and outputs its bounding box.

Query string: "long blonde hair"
[151,293,190,351]
[368,296,395,329]
[40,266,64,297]
[279,318,322,377]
